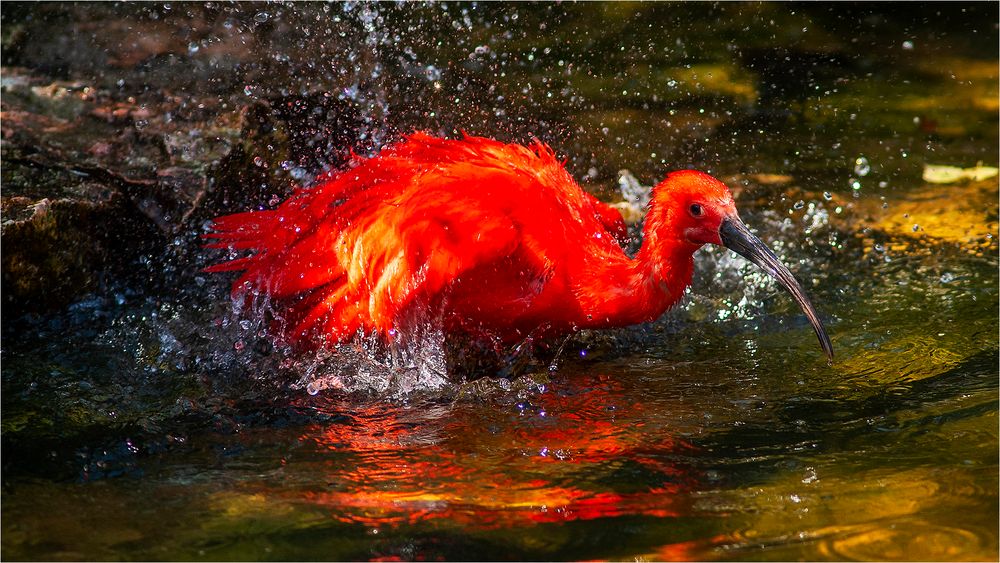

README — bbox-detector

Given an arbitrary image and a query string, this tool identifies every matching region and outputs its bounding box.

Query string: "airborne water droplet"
[854,156,871,176]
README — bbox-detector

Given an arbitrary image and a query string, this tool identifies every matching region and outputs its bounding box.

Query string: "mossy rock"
[1,184,161,316]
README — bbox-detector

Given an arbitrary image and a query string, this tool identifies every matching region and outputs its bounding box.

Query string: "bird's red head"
[652,170,738,247]
[649,169,834,360]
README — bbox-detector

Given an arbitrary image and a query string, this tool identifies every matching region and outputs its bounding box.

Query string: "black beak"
[719,216,834,361]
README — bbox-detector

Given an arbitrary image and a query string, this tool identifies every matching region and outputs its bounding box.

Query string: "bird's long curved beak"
[719,216,834,361]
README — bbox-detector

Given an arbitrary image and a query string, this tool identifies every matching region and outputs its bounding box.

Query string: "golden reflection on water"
[816,519,987,561]
[692,459,997,561]
[858,178,998,254]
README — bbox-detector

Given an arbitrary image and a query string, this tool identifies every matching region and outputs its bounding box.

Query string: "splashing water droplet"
[793,200,805,210]
[424,65,442,81]
[254,11,269,23]
[823,191,833,201]
[854,156,871,176]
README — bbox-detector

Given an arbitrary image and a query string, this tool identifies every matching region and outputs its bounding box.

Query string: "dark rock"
[1,177,162,316]
[199,93,373,220]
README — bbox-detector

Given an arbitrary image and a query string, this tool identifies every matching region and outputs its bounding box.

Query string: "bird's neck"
[578,227,697,329]
[632,229,698,319]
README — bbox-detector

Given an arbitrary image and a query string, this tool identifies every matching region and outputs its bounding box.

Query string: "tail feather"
[204,158,399,345]
[203,256,257,273]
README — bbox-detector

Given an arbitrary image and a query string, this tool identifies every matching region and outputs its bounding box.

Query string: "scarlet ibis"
[205,132,833,360]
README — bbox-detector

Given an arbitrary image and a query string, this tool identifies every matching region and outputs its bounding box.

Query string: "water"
[2,3,997,561]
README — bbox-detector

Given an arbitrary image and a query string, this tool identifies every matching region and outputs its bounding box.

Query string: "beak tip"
[721,216,835,362]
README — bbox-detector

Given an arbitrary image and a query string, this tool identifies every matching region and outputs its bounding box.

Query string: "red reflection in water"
[283,375,698,530]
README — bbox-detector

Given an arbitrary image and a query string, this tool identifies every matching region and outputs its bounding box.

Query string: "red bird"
[205,132,832,360]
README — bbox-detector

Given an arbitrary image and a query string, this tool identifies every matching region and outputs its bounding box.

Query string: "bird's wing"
[204,132,623,344]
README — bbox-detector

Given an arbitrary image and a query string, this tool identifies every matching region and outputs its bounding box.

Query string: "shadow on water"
[698,349,999,472]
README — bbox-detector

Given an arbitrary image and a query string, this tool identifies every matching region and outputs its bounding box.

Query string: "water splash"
[279,300,453,398]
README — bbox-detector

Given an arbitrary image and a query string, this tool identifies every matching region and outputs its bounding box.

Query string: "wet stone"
[0,176,161,316]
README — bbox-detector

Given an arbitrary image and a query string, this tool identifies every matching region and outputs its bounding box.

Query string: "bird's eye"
[689,203,704,217]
